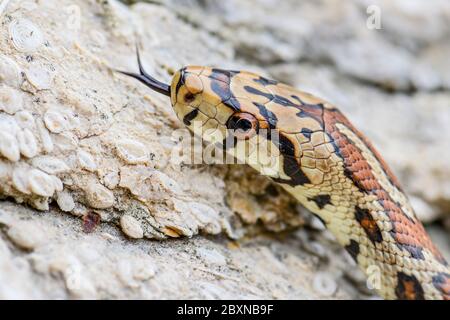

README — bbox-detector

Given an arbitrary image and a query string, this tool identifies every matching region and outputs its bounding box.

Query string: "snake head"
[170,66,261,143]
[118,47,275,154]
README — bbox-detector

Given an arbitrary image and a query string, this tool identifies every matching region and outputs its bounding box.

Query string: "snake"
[118,47,450,300]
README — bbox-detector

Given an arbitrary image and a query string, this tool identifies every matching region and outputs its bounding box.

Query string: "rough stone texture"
[0,0,449,299]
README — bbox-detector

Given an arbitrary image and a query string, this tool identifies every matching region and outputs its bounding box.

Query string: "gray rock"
[0,0,448,299]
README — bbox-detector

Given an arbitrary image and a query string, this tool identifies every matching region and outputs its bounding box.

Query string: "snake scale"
[119,47,450,300]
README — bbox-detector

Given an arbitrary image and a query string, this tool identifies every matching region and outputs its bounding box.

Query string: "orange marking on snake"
[323,108,445,263]
[325,108,403,190]
[396,272,425,300]
[355,207,382,243]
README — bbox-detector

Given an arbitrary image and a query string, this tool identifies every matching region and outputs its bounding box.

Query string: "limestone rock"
[0,0,448,299]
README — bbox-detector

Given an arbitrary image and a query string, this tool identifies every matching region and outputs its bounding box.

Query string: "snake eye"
[227,112,259,140]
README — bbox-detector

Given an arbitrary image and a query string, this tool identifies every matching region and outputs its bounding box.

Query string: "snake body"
[120,50,450,300]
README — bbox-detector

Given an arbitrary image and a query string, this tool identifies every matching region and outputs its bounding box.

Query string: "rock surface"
[0,0,448,299]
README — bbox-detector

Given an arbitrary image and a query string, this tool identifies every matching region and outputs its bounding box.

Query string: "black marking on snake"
[328,137,367,194]
[253,102,277,128]
[329,140,356,184]
[291,95,324,125]
[274,95,297,107]
[244,87,324,128]
[210,68,231,83]
[182,109,198,126]
[393,242,425,260]
[296,107,324,123]
[300,128,313,140]
[395,272,425,300]
[244,85,274,101]
[291,95,324,112]
[343,167,356,187]
[354,206,383,243]
[291,95,305,104]
[175,67,186,97]
[281,157,305,185]
[254,76,278,86]
[432,272,450,297]
[211,78,232,102]
[345,240,360,262]
[309,194,332,209]
[332,123,431,260]
[271,134,310,186]
[278,133,296,157]
[244,86,324,127]
[222,97,241,112]
[228,70,241,75]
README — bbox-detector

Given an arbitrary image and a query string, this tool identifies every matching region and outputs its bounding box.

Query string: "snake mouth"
[116,44,171,97]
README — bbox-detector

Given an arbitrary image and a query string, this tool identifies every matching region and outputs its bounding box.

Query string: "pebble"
[196,248,227,266]
[0,130,20,162]
[14,111,35,129]
[43,109,69,133]
[103,171,119,189]
[189,202,221,234]
[120,215,144,239]
[9,18,44,52]
[0,114,20,135]
[151,170,182,194]
[7,222,45,250]
[85,182,115,209]
[25,63,54,90]
[56,191,75,212]
[0,85,23,114]
[32,156,69,174]
[116,138,149,164]
[12,166,31,194]
[51,175,63,192]
[77,149,97,171]
[117,257,156,285]
[17,128,38,158]
[0,54,22,87]
[36,119,54,153]
[312,272,337,297]
[28,169,55,197]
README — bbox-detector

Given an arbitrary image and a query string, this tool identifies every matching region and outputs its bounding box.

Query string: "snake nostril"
[184,92,195,103]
